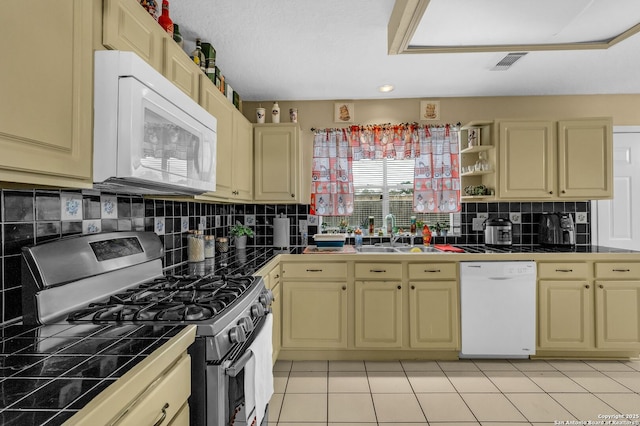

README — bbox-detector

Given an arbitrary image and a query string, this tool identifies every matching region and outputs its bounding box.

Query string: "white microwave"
[93,50,216,194]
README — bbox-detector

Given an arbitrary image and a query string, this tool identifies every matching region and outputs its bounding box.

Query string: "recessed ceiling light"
[378,84,395,93]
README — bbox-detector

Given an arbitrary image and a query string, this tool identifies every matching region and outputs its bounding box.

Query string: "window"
[321,158,460,234]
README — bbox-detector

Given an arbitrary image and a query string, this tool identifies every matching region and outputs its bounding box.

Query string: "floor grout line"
[274,359,640,425]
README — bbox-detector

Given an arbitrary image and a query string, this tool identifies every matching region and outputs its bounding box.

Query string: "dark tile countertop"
[0,323,184,425]
[0,246,286,425]
[450,244,640,254]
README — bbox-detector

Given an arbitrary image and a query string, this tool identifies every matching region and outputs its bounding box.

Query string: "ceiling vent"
[491,52,528,71]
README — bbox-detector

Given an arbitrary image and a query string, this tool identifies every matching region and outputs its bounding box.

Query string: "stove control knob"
[238,316,254,334]
[251,303,266,318]
[229,325,247,344]
[259,289,274,306]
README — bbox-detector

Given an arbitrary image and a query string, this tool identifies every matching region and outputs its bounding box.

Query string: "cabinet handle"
[342,285,347,290]
[411,285,416,290]
[424,269,441,273]
[274,274,280,279]
[370,269,387,273]
[612,269,631,272]
[599,284,604,289]
[585,284,590,289]
[549,191,553,194]
[153,403,170,426]
[291,193,295,198]
[561,189,566,194]
[306,269,324,272]
[397,285,402,290]
[555,269,573,273]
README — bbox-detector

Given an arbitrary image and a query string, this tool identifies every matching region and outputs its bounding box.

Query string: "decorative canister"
[256,107,265,124]
[216,237,229,253]
[289,108,298,123]
[271,102,280,123]
[204,235,215,258]
[187,230,205,262]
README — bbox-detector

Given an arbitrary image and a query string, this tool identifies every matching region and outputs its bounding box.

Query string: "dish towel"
[434,244,465,253]
[244,313,274,426]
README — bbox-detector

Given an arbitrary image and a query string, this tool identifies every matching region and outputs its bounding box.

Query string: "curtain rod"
[310,122,461,132]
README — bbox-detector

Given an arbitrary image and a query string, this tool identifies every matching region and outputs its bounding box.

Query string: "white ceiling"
[168,0,640,101]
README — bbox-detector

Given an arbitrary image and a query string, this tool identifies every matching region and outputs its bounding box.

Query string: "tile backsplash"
[0,188,591,325]
[454,201,591,246]
[0,189,312,324]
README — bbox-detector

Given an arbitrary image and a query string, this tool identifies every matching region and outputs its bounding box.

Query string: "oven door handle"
[225,349,253,377]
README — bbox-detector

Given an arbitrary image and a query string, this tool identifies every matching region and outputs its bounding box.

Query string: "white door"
[593,127,640,250]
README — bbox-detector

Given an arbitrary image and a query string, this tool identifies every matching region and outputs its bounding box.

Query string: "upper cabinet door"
[164,39,200,102]
[558,118,613,199]
[498,120,555,199]
[199,77,234,199]
[0,0,94,187]
[103,0,164,72]
[231,113,254,201]
[254,124,301,203]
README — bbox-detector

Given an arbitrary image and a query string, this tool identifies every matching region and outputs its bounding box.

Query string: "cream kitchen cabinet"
[538,280,594,350]
[538,261,640,352]
[354,263,403,348]
[281,262,348,349]
[231,114,255,201]
[355,281,403,348]
[557,119,612,199]
[254,124,306,203]
[538,262,593,350]
[0,0,95,188]
[103,0,201,101]
[498,118,612,200]
[103,0,164,72]
[408,263,460,350]
[594,262,640,350]
[198,80,253,201]
[271,275,282,361]
[163,37,201,102]
[67,326,196,425]
[459,121,497,201]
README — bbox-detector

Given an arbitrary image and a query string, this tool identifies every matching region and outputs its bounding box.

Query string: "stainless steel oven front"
[190,314,272,426]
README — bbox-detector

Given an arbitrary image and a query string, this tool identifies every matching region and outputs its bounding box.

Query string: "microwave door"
[117,78,216,192]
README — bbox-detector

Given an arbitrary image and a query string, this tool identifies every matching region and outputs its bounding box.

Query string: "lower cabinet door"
[354,281,403,348]
[409,281,459,349]
[115,354,191,425]
[595,280,640,350]
[538,280,594,350]
[168,402,189,426]
[282,281,348,348]
[271,282,282,361]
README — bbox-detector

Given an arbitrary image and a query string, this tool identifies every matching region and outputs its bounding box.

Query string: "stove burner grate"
[66,274,258,324]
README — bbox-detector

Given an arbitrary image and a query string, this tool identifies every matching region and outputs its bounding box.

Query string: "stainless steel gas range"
[21,231,273,426]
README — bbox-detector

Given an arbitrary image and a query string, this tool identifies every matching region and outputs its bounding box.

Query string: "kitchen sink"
[357,246,398,253]
[357,245,440,253]
[393,246,440,253]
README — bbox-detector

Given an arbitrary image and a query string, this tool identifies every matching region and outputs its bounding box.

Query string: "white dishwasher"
[460,261,536,358]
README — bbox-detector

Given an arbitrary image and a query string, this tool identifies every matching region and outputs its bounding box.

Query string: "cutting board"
[303,245,357,254]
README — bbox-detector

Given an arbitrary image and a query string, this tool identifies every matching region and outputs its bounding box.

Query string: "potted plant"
[432,222,448,237]
[230,221,254,249]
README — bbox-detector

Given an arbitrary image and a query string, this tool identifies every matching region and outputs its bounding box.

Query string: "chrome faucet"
[390,233,402,247]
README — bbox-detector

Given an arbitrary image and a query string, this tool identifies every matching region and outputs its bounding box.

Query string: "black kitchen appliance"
[538,212,576,246]
[21,231,272,426]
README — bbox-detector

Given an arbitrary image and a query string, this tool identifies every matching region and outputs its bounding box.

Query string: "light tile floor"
[269,359,640,425]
